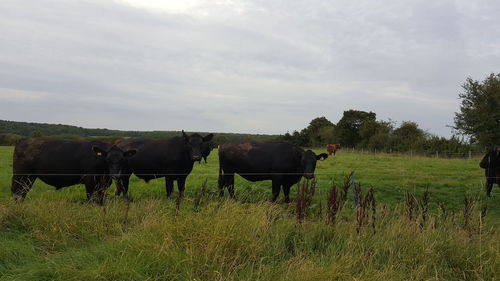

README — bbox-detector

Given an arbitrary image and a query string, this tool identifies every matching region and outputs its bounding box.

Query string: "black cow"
[218,141,328,203]
[199,141,215,163]
[11,138,136,204]
[115,131,214,198]
[479,145,500,197]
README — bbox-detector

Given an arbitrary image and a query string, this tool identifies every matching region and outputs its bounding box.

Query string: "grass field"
[0,146,499,280]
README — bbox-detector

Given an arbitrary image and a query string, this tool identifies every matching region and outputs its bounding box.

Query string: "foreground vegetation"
[0,146,499,280]
[0,194,498,280]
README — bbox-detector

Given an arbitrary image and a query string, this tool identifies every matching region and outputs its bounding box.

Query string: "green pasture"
[0,146,499,280]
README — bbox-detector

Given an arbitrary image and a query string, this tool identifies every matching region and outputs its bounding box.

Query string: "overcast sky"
[1,0,499,136]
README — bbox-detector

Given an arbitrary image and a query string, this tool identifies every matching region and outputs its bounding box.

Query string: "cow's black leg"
[116,175,131,199]
[218,169,226,197]
[486,179,493,197]
[11,175,36,202]
[84,176,107,205]
[84,177,99,203]
[84,181,94,201]
[177,176,186,197]
[486,169,497,197]
[115,177,123,196]
[228,174,235,199]
[95,176,110,205]
[165,176,174,198]
[218,178,225,197]
[283,183,293,203]
[271,180,281,202]
[218,171,234,198]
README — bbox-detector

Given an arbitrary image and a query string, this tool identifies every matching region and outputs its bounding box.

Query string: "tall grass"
[0,189,498,281]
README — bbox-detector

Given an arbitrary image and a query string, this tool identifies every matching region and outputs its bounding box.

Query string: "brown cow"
[326,144,341,156]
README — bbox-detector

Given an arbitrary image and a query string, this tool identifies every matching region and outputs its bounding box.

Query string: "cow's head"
[301,150,328,179]
[199,141,215,163]
[480,145,500,169]
[92,145,136,178]
[182,130,214,162]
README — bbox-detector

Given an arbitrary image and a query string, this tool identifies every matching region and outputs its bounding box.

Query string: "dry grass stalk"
[341,171,353,202]
[463,196,474,229]
[405,191,417,221]
[296,179,317,222]
[326,183,339,225]
[193,179,208,211]
[176,194,183,212]
[355,184,376,234]
[418,189,430,228]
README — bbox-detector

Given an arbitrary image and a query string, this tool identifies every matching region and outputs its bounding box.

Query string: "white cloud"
[0,88,55,102]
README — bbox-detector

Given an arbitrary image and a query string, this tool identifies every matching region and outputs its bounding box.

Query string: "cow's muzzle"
[304,173,314,179]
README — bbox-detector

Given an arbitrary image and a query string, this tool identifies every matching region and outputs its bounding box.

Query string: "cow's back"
[16,139,72,172]
[117,137,191,176]
[13,138,110,188]
[17,139,107,171]
[219,141,303,179]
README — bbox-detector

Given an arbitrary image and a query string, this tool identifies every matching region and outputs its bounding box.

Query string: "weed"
[296,179,317,222]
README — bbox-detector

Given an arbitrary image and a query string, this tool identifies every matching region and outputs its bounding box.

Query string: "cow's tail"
[217,150,223,191]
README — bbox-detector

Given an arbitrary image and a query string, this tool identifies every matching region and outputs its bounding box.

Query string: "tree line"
[0,120,275,146]
[277,113,476,157]
[277,73,499,157]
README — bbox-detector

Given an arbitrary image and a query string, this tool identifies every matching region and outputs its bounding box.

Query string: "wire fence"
[338,147,484,159]
[1,173,496,179]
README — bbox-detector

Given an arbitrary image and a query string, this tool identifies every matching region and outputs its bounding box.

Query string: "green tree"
[336,110,376,147]
[360,120,394,151]
[454,73,500,146]
[391,121,426,152]
[302,117,335,146]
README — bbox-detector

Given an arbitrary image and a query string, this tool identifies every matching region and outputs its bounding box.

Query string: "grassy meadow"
[0,146,499,280]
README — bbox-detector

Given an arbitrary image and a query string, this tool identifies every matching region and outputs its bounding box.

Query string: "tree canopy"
[336,110,376,147]
[454,73,500,147]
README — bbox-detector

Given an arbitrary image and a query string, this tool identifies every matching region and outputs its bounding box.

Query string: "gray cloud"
[1,0,499,136]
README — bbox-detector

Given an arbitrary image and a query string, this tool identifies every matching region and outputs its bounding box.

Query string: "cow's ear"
[124,149,136,158]
[182,130,189,142]
[203,134,214,142]
[92,146,107,157]
[316,153,328,161]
